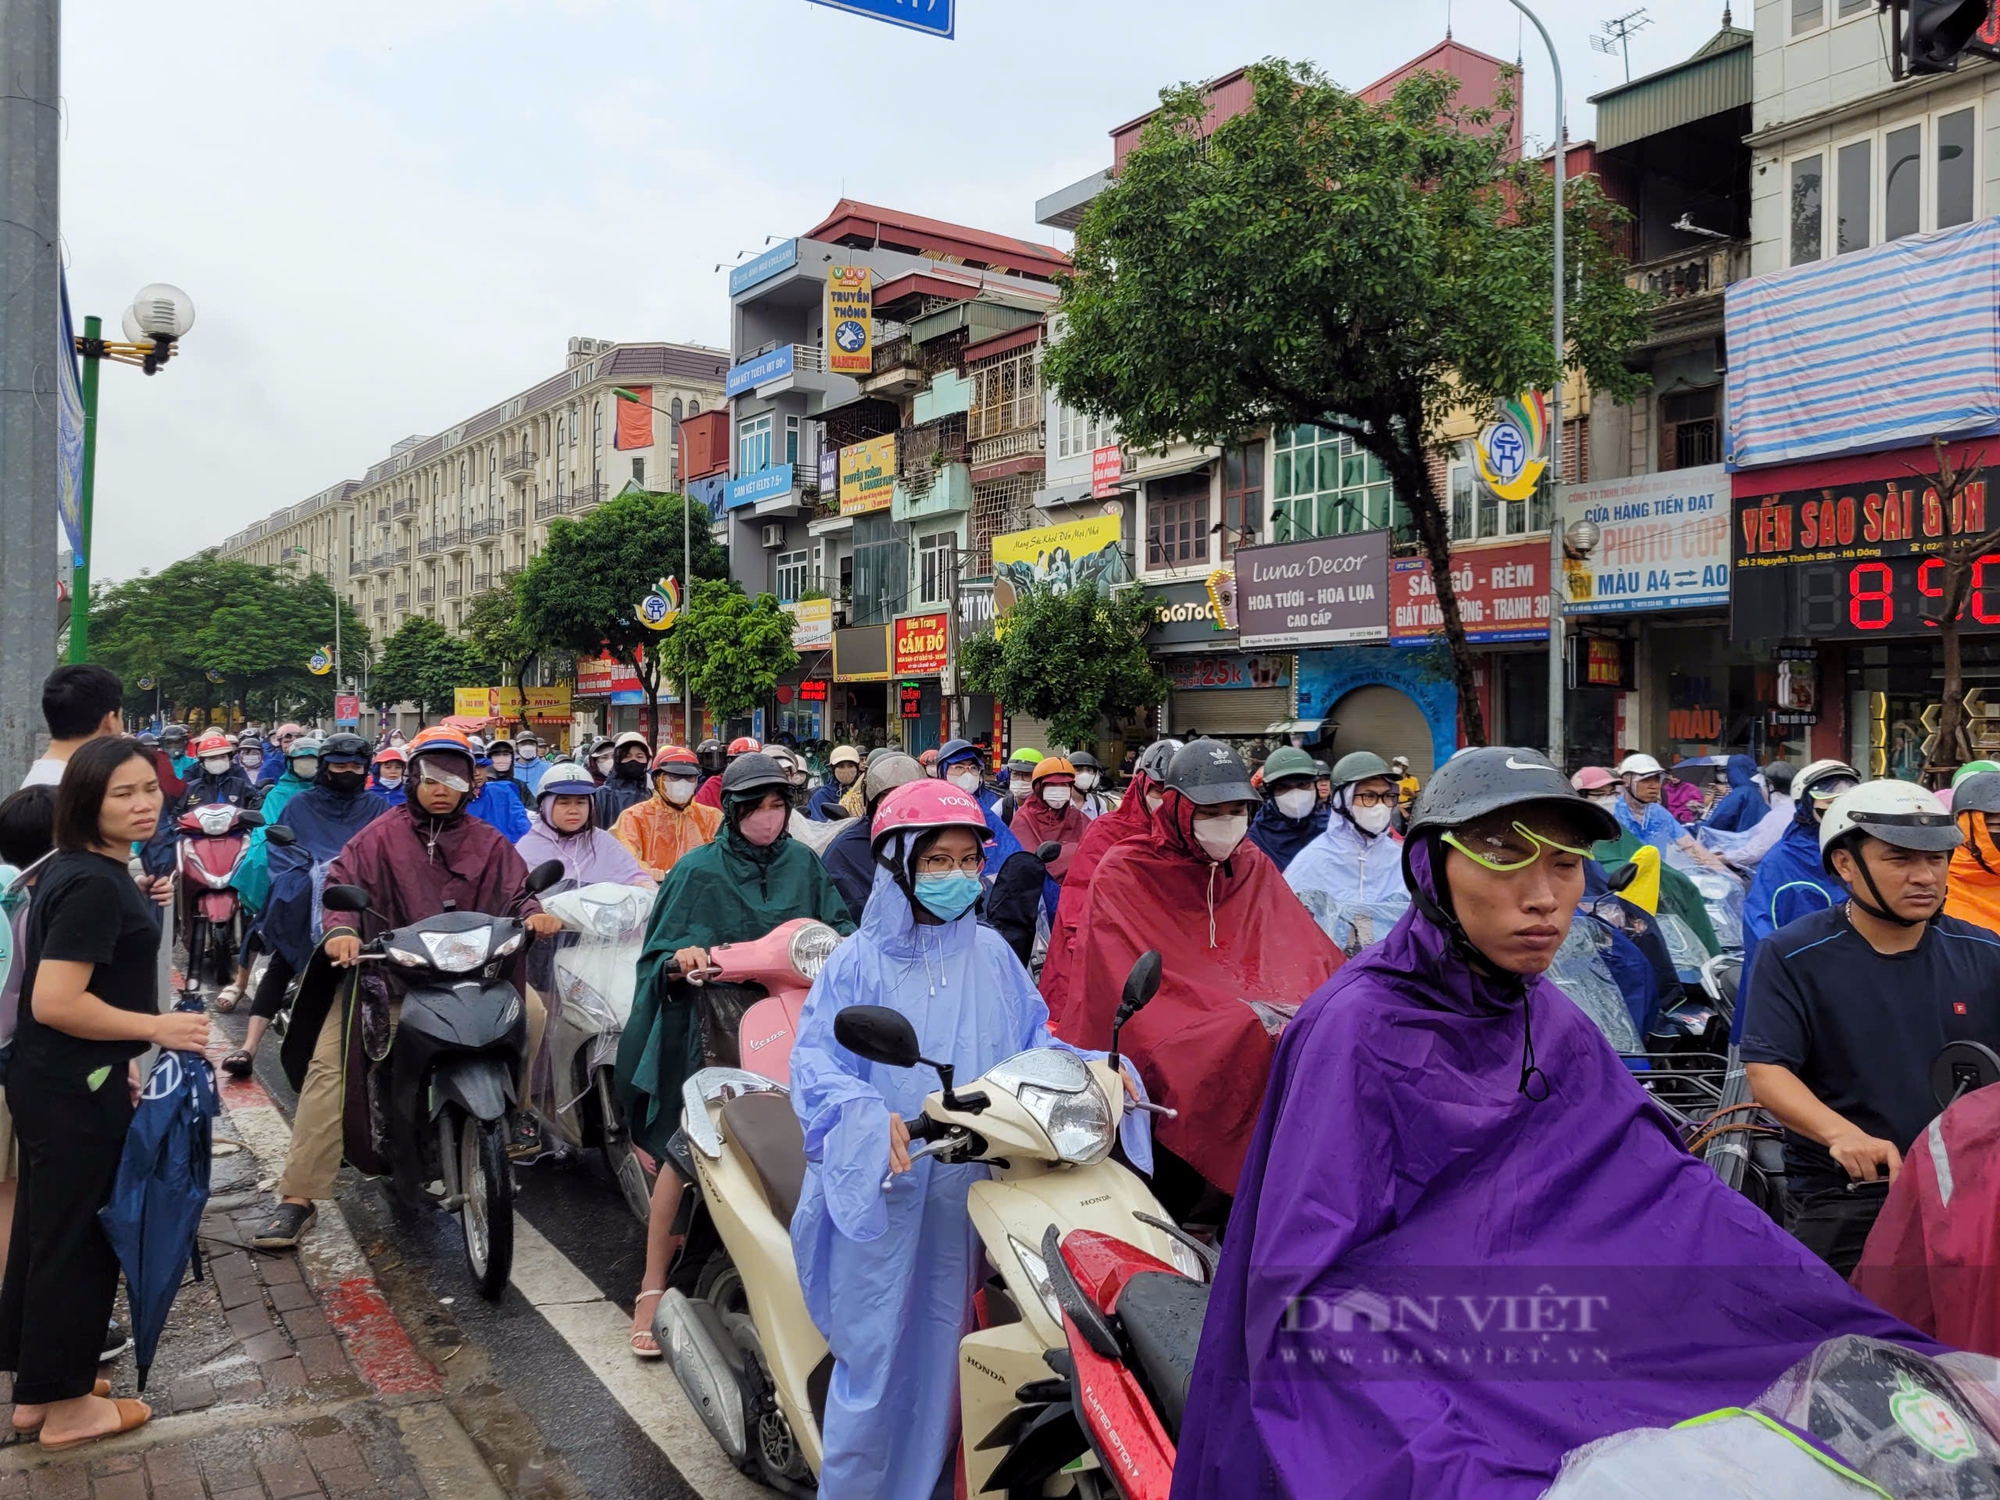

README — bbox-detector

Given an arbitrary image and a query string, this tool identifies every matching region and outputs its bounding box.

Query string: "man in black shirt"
[1742,778,2000,1277]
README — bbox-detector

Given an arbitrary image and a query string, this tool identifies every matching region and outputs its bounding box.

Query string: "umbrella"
[1669,754,1731,784]
[97,994,219,1389]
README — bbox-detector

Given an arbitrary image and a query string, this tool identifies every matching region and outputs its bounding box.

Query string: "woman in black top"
[0,738,208,1451]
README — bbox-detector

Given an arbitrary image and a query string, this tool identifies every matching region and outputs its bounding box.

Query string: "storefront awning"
[1132,453,1217,486]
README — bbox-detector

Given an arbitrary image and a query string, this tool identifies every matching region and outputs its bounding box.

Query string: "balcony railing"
[417,535,443,557]
[502,449,537,477]
[375,507,389,524]
[348,560,367,576]
[391,497,415,518]
[390,545,410,565]
[1626,242,1750,301]
[394,592,410,610]
[571,481,607,509]
[372,598,387,614]
[441,528,468,551]
[444,579,463,598]
[534,494,570,520]
[505,507,525,529]
[369,553,390,573]
[472,573,491,594]
[469,517,500,540]
[418,586,435,604]
[898,417,970,494]
[971,427,1045,470]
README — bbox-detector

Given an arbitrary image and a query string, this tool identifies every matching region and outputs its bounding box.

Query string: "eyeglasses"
[1441,820,1593,873]
[914,852,988,875]
[1348,789,1395,808]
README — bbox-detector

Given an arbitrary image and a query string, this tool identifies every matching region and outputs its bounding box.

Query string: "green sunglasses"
[1441,820,1594,873]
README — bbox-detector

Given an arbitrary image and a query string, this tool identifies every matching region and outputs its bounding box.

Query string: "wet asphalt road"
[221,1008,706,1500]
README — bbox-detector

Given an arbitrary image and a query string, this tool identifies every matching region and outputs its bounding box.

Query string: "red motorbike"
[176,802,262,997]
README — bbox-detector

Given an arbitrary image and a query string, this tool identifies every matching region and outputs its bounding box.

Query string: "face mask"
[1009,778,1031,799]
[1077,772,1101,792]
[593,754,614,774]
[738,805,788,847]
[913,872,982,922]
[201,755,231,775]
[291,757,321,781]
[663,778,696,806]
[1585,791,1616,807]
[1146,792,1165,815]
[1351,802,1394,836]
[378,772,404,789]
[616,759,647,781]
[519,746,540,762]
[1192,813,1249,863]
[949,770,982,795]
[325,769,368,796]
[1042,786,1072,810]
[1275,788,1317,821]
[490,754,513,774]
[240,752,263,771]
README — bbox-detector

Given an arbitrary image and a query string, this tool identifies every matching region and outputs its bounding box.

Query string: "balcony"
[394,592,410,611]
[417,534,444,557]
[859,335,924,397]
[442,528,469,552]
[444,579,463,598]
[971,427,1046,470]
[1626,242,1749,345]
[348,559,366,576]
[468,517,500,540]
[893,461,973,524]
[502,450,536,482]
[418,586,435,604]
[505,507,525,529]
[375,507,389,524]
[534,494,570,520]
[472,572,491,594]
[390,545,410,565]
[391,497,415,518]
[724,341,854,414]
[369,553,390,573]
[372,598,387,614]
[570,480,607,510]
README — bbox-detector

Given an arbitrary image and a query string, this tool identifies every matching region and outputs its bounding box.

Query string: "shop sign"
[728,239,797,297]
[1145,577,1234,651]
[334,694,360,726]
[1165,654,1292,692]
[833,623,892,682]
[1571,636,1635,691]
[575,654,641,696]
[839,435,896,515]
[1091,445,1124,498]
[1668,707,1722,740]
[784,597,834,648]
[899,682,925,718]
[1390,540,1550,644]
[797,678,829,702]
[1560,464,1730,615]
[725,343,795,397]
[892,611,950,676]
[1731,453,2000,639]
[991,513,1131,619]
[458,684,578,718]
[825,266,873,375]
[957,580,994,635]
[1235,532,1390,648]
[819,448,837,495]
[726,463,794,511]
[1777,646,1818,716]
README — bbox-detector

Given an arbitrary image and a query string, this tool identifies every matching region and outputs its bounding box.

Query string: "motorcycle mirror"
[1607,862,1640,894]
[1037,841,1063,866]
[835,1005,922,1070]
[524,859,565,896]
[1121,951,1163,1017]
[321,884,371,914]
[238,809,265,829]
[1932,1039,2000,1109]
[264,825,298,847]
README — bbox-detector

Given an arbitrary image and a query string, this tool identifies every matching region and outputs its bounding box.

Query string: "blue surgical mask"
[913,872,981,922]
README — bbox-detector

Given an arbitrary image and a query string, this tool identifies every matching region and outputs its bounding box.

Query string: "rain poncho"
[1664,775,1706,824]
[230,768,312,913]
[518,755,555,795]
[517,813,653,889]
[370,776,407,809]
[465,779,530,842]
[807,777,856,821]
[820,818,878,924]
[1699,792,1794,871]
[1591,826,1722,956]
[1171,838,1933,1500]
[1055,788,1343,1194]
[175,764,257,817]
[1944,812,2000,934]
[615,813,854,1160]
[263,782,389,971]
[1246,797,1328,872]
[1704,756,1767,834]
[1284,808,1408,946]
[594,765,653,827]
[790,863,1149,1500]
[610,793,721,879]
[1009,792,1089,884]
[1613,793,1689,857]
[1040,770,1157,1024]
[1740,813,1844,993]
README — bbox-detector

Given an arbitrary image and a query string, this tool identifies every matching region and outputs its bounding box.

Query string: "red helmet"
[651,745,700,774]
[407,725,476,779]
[373,747,407,766]
[191,732,233,758]
[870,779,993,856]
[727,736,763,756]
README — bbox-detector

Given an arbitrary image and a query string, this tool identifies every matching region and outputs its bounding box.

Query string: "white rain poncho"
[1284,797,1408,947]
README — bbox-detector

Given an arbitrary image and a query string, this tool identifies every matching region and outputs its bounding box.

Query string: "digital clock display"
[1733,554,2000,639]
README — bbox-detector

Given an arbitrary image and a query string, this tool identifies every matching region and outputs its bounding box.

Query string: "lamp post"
[615,385,694,742]
[69,284,196,663]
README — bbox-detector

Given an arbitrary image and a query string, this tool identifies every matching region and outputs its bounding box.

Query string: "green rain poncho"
[614,810,855,1159]
[1592,826,1722,955]
[230,769,312,913]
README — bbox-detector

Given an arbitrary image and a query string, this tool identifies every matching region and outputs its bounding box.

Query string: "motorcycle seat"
[1114,1271,1210,1442]
[719,1090,806,1228]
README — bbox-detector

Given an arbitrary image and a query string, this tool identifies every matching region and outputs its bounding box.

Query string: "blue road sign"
[804,0,953,38]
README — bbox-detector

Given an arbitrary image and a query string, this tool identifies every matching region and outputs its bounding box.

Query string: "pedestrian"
[0,787,57,1290]
[0,737,210,1450]
[514,731,552,795]
[20,664,124,789]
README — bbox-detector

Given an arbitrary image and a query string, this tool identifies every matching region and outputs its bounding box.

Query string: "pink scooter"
[687,918,845,1082]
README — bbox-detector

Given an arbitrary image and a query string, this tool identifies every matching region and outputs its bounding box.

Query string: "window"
[1659,388,1720,471]
[632,457,645,485]
[1791,0,1821,34]
[786,414,801,468]
[1147,472,1211,569]
[1794,110,1979,264]
[593,401,604,457]
[1450,459,1477,539]
[968,348,1040,440]
[1885,122,1923,243]
[917,531,954,605]
[775,549,809,602]
[1938,107,1977,229]
[851,513,907,625]
[1221,443,1264,558]
[739,412,773,475]
[1272,425,1401,541]
[1056,404,1116,460]
[1791,155,1824,266]
[671,396,684,421]
[688,399,700,416]
[1836,137,1872,255]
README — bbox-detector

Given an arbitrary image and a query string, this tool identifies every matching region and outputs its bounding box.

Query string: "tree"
[373,616,490,724]
[463,575,543,732]
[1043,60,1653,746]
[659,579,800,725]
[960,584,1167,752]
[516,490,730,743]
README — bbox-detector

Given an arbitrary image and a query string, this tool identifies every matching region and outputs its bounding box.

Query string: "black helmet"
[320,732,372,763]
[1404,747,1619,846]
[1763,759,1796,794]
[720,752,793,804]
[697,737,727,775]
[1135,739,1185,781]
[487,735,514,754]
[137,730,160,748]
[161,723,189,747]
[1165,738,1257,806]
[589,736,615,756]
[1954,771,2000,815]
[1068,750,1102,771]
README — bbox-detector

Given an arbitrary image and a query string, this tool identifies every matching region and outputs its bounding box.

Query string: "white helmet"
[1617,752,1664,779]
[1819,780,1962,864]
[1795,758,1861,821]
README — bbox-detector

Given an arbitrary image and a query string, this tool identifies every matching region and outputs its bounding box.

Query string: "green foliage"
[91,552,370,725]
[462,575,543,726]
[959,586,1166,752]
[659,579,800,721]
[1044,59,1653,744]
[372,616,491,723]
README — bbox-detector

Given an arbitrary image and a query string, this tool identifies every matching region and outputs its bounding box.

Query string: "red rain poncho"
[1041,770,1156,1027]
[1054,787,1343,1194]
[1009,790,1089,882]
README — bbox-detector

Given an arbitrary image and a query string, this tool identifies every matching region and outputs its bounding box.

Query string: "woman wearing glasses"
[1173,748,1928,1500]
[1283,750,1411,949]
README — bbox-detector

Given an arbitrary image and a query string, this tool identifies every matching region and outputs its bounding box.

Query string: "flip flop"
[10,1380,111,1434]
[630,1290,666,1359]
[221,1050,254,1079]
[38,1398,151,1452]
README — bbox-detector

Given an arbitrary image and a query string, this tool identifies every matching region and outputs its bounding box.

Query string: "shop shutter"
[1008,712,1058,756]
[1167,687,1290,738]
[1324,684,1437,776]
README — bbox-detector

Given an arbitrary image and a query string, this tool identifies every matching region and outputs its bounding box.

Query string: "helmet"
[1069,751,1102,771]
[137,730,159,748]
[1389,755,1411,773]
[191,732,231,758]
[1031,756,1076,785]
[1404,746,1619,845]
[515,731,540,748]
[286,736,325,764]
[1570,766,1617,793]
[918,748,939,769]
[406,725,476,780]
[696,738,727,773]
[935,738,979,770]
[535,762,599,805]
[727,736,763,756]
[870,779,993,857]
[1261,746,1319,786]
[864,752,926,805]
[589,736,615,757]
[1328,751,1392,788]
[651,745,701,777]
[1953,770,2000,815]
[1008,748,1044,766]
[1954,759,2000,788]
[373,747,407,766]
[487,735,514,755]
[1764,759,1797,793]
[613,730,651,756]
[1135,739,1185,781]
[160,723,189,747]
[1795,758,1861,820]
[830,744,863,769]
[320,732,372,763]
[1165,739,1258,806]
[720,752,792,803]
[272,723,302,741]
[1820,780,1962,866]
[1617,752,1665,779]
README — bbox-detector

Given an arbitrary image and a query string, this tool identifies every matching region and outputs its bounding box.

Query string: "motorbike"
[654,950,1196,1497]
[176,802,263,996]
[319,857,563,1299]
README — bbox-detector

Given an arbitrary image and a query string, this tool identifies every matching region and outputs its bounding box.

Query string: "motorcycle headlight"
[1008,1235,1066,1327]
[788,923,843,983]
[492,932,525,958]
[388,944,426,968]
[420,929,490,973]
[1018,1078,1114,1166]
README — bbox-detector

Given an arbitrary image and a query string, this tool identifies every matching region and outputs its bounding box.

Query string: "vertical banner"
[56,274,85,564]
[826,266,874,375]
[614,385,653,449]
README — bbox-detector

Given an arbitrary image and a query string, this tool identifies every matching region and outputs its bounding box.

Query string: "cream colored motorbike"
[655,953,1201,1497]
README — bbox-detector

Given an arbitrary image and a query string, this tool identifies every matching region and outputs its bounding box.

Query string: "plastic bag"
[1543,1409,1890,1498]
[1547,915,1643,1052]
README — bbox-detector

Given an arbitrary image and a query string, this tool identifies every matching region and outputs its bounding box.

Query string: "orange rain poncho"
[1944,813,2000,934]
[612,792,722,880]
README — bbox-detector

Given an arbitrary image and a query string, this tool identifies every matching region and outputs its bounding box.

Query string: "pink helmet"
[870,779,993,856]
[1570,766,1617,792]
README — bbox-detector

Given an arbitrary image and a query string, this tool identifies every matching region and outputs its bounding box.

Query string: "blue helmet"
[937,738,982,772]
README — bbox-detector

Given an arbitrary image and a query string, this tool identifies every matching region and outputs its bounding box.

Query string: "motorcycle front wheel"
[448,1108,515,1300]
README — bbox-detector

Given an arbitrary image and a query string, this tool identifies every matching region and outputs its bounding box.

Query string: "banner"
[1390,540,1551,645]
[785,597,833,648]
[893,612,950,676]
[614,385,653,449]
[56,274,84,565]
[839,436,896,515]
[1091,445,1124,498]
[1560,463,1730,615]
[334,693,360,726]
[825,266,874,376]
[990,514,1130,619]
[1235,532,1391,647]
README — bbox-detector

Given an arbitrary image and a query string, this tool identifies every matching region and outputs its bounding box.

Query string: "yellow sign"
[825,266,874,376]
[454,687,495,718]
[1474,391,1550,504]
[454,686,574,721]
[839,434,896,515]
[785,597,833,648]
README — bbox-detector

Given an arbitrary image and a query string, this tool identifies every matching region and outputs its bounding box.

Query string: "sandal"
[11,1380,111,1434]
[221,1050,254,1079]
[252,1202,316,1250]
[213,983,244,1014]
[630,1290,666,1359]
[38,1398,151,1452]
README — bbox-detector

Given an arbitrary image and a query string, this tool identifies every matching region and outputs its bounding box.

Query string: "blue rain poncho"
[1612,794,1688,857]
[466,779,530,842]
[264,782,389,971]
[1737,811,1845,1031]
[1704,755,1767,834]
[789,862,1150,1500]
[1284,813,1408,946]
[230,768,312,913]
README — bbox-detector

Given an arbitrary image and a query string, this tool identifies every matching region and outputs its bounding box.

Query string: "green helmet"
[1009,748,1044,766]
[1330,751,1394,789]
[1260,746,1319,786]
[1954,759,2000,789]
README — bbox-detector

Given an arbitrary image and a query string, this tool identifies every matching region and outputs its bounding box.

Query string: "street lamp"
[69,283,196,662]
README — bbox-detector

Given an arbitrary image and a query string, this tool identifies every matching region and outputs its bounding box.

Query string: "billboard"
[1390,540,1550,645]
[892,612,951,676]
[457,685,577,719]
[839,435,896,515]
[1235,532,1391,648]
[990,513,1130,618]
[825,266,873,375]
[785,597,834,648]
[1560,464,1730,615]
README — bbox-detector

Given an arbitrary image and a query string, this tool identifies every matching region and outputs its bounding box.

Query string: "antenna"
[1590,7,1652,82]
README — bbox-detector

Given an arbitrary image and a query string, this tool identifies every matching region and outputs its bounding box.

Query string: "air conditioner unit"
[761,523,787,549]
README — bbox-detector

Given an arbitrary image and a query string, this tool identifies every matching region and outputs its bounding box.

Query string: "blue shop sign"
[726,345,795,398]
[729,240,798,297]
[1296,645,1458,773]
[726,464,795,510]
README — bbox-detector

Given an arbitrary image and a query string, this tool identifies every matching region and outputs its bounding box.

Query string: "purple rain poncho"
[1170,838,1931,1500]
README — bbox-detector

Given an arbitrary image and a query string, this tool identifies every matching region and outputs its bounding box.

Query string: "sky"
[63,0,1738,582]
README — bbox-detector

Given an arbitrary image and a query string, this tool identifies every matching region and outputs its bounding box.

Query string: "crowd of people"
[3,669,1998,1492]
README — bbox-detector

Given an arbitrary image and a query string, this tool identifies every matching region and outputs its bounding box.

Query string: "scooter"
[655,951,1195,1497]
[319,857,563,1300]
[176,802,263,996]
